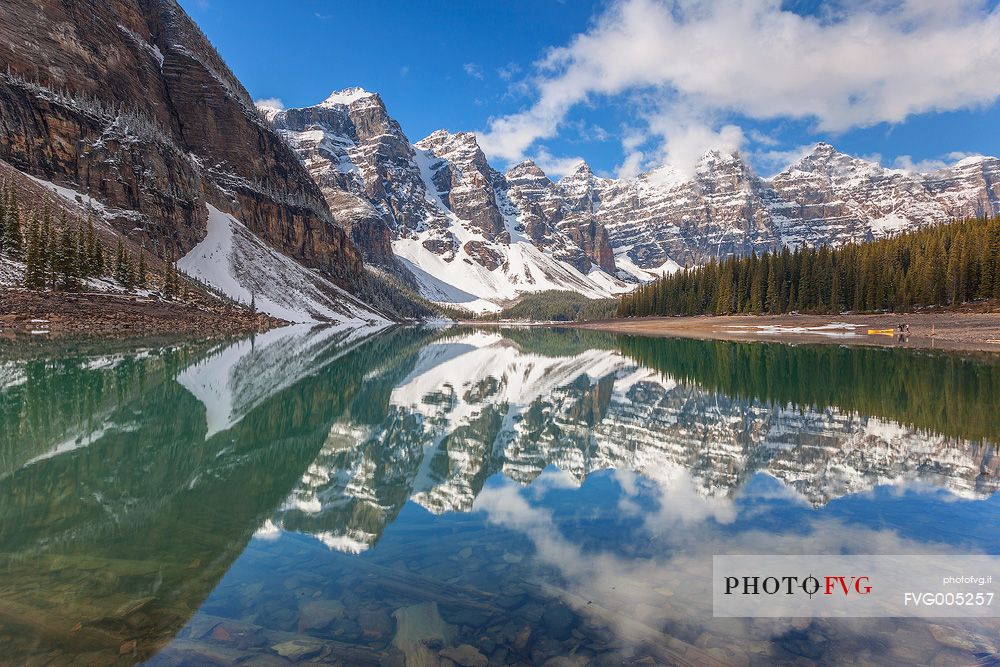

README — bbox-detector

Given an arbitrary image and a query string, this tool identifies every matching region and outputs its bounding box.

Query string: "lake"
[1,325,999,666]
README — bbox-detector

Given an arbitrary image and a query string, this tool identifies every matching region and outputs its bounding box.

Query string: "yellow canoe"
[867,329,895,336]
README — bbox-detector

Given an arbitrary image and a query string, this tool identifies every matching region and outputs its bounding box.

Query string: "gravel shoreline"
[574,311,1000,353]
[0,288,284,338]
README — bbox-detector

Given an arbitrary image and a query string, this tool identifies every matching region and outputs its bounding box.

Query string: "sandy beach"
[574,311,1000,353]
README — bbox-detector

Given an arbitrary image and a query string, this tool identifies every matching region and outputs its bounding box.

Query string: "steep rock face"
[568,155,784,274]
[414,130,507,241]
[0,0,363,285]
[928,156,1000,218]
[275,93,629,312]
[271,89,430,270]
[570,144,1000,274]
[771,143,948,244]
[504,160,616,273]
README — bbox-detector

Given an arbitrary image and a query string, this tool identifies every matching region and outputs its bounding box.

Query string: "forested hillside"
[0,175,180,296]
[500,290,617,322]
[617,217,1000,317]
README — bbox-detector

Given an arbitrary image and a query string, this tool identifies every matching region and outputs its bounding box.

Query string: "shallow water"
[1,325,999,666]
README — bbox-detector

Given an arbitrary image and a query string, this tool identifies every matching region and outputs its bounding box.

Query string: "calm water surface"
[1,326,999,666]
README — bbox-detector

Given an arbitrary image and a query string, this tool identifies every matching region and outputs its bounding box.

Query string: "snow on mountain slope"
[391,142,630,312]
[319,86,375,107]
[178,205,388,324]
[272,86,1000,299]
[272,92,630,312]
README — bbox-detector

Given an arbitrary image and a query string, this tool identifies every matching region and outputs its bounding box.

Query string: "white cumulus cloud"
[478,0,1000,177]
[529,146,587,179]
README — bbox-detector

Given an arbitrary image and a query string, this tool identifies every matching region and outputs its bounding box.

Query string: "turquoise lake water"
[2,325,999,666]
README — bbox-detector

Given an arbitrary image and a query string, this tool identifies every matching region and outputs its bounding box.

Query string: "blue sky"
[179,0,1000,179]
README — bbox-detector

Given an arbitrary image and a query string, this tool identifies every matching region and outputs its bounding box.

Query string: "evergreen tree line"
[498,290,618,322]
[617,216,1000,317]
[0,179,182,297]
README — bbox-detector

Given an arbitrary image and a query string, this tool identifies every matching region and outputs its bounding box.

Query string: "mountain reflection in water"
[0,325,998,666]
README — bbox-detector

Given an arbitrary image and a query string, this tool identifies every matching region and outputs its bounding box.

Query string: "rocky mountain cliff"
[271,91,630,313]
[571,144,1000,274]
[0,0,385,324]
[270,89,1000,311]
[5,0,996,317]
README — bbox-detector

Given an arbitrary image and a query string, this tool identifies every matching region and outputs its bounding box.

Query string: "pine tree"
[55,222,81,291]
[163,253,178,299]
[94,238,106,277]
[714,259,733,314]
[83,216,97,277]
[137,246,147,289]
[115,243,135,290]
[39,210,53,289]
[946,234,963,305]
[114,240,131,287]
[749,253,766,314]
[23,215,43,289]
[3,189,24,260]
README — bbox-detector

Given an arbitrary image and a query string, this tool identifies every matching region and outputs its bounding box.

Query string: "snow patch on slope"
[24,174,117,223]
[614,251,682,281]
[393,149,627,313]
[178,205,386,324]
[868,212,912,238]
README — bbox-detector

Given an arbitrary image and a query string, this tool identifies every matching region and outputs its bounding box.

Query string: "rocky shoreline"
[0,288,285,338]
[575,309,1000,353]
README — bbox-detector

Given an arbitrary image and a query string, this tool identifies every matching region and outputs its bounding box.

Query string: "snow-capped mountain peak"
[267,85,1000,308]
[505,159,551,183]
[778,142,882,182]
[320,87,376,107]
[270,95,631,312]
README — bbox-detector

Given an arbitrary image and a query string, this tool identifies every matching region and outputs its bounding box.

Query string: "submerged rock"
[358,607,392,640]
[440,644,488,667]
[927,624,995,653]
[297,599,346,632]
[541,605,574,641]
[392,601,457,666]
[271,639,323,661]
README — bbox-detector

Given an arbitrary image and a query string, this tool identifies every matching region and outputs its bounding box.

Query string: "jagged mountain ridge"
[551,144,1000,271]
[5,0,996,319]
[269,88,1000,310]
[0,0,387,324]
[270,90,631,313]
